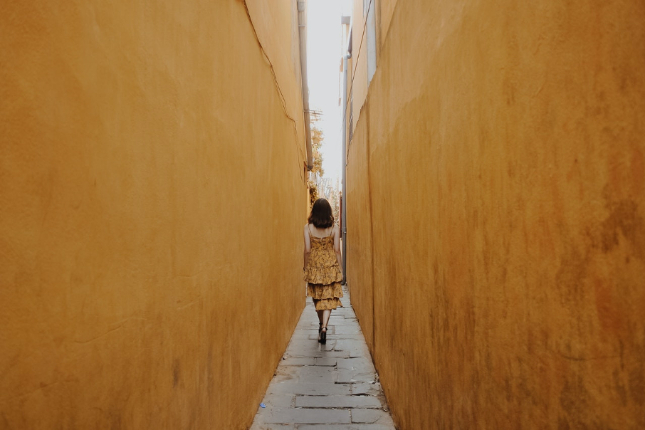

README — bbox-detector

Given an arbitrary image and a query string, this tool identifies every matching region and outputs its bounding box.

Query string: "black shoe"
[320,327,327,344]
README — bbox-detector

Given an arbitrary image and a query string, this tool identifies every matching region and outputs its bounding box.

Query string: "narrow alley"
[1,0,644,429]
[250,286,395,429]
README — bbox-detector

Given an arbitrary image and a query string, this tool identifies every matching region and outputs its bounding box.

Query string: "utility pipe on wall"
[341,51,351,283]
[297,0,313,170]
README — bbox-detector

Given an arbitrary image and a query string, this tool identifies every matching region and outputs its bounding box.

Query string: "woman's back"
[308,226,335,256]
[304,224,341,284]
[308,224,333,238]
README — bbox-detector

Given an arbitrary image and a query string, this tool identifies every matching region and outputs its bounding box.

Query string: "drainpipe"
[298,0,313,170]
[341,51,351,283]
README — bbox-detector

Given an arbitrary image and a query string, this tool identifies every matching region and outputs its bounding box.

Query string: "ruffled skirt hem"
[307,282,343,311]
[312,297,343,311]
[303,268,343,285]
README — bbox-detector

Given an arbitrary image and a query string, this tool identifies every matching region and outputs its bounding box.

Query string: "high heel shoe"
[320,327,327,344]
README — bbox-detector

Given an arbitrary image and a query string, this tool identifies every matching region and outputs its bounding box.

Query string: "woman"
[303,198,343,344]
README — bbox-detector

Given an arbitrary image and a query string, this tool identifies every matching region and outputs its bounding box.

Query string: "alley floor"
[250,286,396,430]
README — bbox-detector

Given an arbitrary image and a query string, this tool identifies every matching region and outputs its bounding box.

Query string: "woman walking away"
[303,198,343,344]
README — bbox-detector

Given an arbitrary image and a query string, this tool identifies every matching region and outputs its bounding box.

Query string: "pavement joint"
[250,286,396,430]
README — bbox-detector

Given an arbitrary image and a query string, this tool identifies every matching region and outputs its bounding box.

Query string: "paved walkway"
[250,286,396,430]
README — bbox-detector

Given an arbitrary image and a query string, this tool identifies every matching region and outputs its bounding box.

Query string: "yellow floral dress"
[304,227,343,310]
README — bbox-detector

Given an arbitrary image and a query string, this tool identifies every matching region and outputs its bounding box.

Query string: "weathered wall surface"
[376,0,397,50]
[351,0,369,133]
[246,1,306,152]
[346,0,645,428]
[346,119,375,350]
[0,1,306,429]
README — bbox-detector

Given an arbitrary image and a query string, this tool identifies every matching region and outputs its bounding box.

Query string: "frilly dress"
[304,227,343,311]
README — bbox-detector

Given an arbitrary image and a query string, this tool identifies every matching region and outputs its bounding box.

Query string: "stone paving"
[250,286,396,430]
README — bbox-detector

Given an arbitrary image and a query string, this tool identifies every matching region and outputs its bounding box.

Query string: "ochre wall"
[346,0,645,428]
[346,119,375,350]
[246,1,306,151]
[351,0,369,133]
[376,0,397,50]
[0,1,306,428]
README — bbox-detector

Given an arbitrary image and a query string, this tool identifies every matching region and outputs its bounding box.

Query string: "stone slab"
[267,382,351,396]
[334,325,363,334]
[336,370,377,384]
[261,407,351,424]
[279,357,316,366]
[315,357,338,366]
[259,393,295,408]
[285,349,351,358]
[249,422,296,430]
[295,395,382,409]
[351,409,395,425]
[351,382,383,396]
[336,358,376,372]
[298,425,395,430]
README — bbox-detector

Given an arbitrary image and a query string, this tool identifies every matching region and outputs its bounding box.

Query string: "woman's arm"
[303,224,311,270]
[333,224,342,276]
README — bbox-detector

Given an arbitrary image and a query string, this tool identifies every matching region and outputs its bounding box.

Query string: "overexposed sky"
[307,0,351,181]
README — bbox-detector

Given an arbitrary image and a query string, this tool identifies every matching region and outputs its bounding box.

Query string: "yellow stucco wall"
[0,1,306,428]
[246,0,307,156]
[351,0,369,133]
[347,0,645,428]
[377,0,397,50]
[346,117,375,351]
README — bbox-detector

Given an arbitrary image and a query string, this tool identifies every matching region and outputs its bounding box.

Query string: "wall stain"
[559,375,589,426]
[555,245,590,305]
[628,367,645,406]
[173,359,180,388]
[558,416,571,430]
[595,193,644,260]
[109,409,122,430]
[613,369,628,406]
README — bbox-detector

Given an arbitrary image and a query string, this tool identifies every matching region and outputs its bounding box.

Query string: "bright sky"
[307,0,351,181]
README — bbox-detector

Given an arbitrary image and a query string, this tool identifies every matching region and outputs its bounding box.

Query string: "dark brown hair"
[308,198,334,228]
